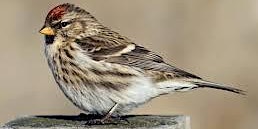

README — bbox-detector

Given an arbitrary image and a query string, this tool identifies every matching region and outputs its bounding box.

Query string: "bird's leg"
[101,103,119,122]
[101,103,130,124]
[85,103,119,125]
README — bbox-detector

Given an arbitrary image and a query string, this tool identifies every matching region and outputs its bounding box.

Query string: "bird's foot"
[84,118,113,125]
[113,116,130,123]
[83,116,129,125]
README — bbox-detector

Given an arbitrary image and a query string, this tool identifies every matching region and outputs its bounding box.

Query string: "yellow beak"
[39,27,55,35]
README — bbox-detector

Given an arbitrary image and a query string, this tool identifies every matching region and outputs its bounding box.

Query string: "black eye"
[61,22,69,27]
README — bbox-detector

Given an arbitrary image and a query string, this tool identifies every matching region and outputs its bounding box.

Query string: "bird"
[39,3,245,124]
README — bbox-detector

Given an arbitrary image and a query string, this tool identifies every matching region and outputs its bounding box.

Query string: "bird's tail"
[188,79,246,95]
[157,79,246,95]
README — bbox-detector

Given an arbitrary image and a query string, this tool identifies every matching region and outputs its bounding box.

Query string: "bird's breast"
[44,41,160,114]
[44,40,142,91]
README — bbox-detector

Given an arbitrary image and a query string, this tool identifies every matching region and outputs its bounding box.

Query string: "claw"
[113,116,130,123]
[84,119,105,125]
[84,117,117,125]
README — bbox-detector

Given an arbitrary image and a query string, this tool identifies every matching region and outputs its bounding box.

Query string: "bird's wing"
[75,35,201,80]
[75,35,245,95]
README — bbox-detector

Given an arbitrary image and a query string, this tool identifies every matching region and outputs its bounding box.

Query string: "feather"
[189,79,246,95]
[75,34,201,79]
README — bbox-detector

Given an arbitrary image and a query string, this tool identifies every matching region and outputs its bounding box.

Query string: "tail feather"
[190,79,246,95]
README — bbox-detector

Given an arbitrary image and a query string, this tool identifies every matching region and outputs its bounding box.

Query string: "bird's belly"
[56,76,159,115]
[57,82,116,115]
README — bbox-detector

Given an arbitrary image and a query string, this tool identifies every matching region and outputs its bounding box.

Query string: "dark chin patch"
[45,35,55,45]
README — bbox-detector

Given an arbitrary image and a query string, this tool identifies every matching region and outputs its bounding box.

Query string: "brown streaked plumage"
[39,3,245,124]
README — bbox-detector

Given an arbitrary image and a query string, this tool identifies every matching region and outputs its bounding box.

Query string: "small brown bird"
[39,3,245,124]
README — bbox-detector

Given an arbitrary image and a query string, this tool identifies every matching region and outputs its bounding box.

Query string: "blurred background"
[0,0,257,129]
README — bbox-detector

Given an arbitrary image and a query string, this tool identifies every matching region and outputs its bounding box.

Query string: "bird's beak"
[39,26,55,35]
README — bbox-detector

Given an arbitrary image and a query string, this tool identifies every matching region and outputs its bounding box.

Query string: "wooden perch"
[3,114,190,129]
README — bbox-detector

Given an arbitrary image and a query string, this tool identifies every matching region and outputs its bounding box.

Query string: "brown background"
[0,0,257,129]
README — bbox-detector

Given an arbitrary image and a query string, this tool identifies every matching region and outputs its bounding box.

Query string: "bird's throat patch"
[45,35,55,45]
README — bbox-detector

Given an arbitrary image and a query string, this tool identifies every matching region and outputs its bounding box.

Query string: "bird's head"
[39,3,100,44]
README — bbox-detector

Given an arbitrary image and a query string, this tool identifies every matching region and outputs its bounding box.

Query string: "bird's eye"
[61,22,69,27]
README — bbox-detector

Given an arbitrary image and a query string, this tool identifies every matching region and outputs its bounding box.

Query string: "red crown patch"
[47,4,69,20]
